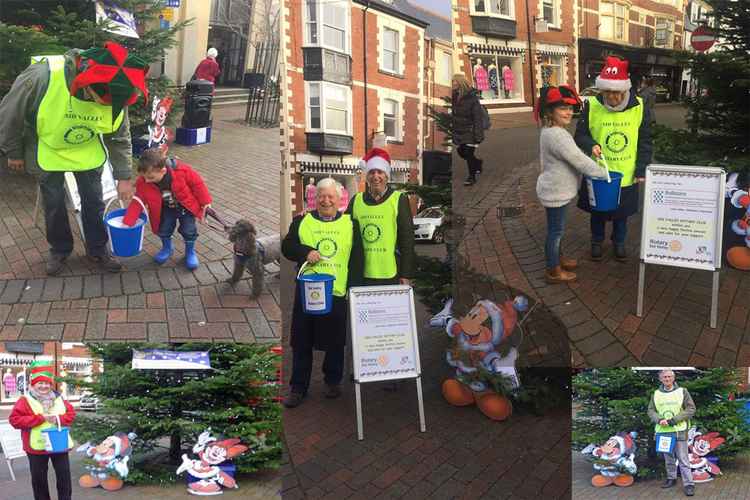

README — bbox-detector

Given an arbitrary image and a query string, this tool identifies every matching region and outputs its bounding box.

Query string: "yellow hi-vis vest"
[587,96,643,187]
[298,213,354,297]
[653,387,688,433]
[24,394,74,452]
[351,191,400,279]
[35,55,123,171]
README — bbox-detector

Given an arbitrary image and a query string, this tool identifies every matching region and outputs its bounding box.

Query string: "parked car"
[654,85,671,102]
[414,206,445,243]
[79,392,102,412]
[573,87,600,117]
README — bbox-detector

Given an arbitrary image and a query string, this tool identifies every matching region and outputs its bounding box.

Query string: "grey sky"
[409,0,451,18]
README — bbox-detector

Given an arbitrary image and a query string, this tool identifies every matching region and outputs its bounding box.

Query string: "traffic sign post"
[691,25,716,52]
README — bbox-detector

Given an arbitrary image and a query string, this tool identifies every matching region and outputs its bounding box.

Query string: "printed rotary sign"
[641,166,725,271]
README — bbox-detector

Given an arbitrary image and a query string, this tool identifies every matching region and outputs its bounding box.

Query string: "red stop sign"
[691,25,716,52]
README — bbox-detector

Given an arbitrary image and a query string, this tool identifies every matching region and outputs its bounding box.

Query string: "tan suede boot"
[560,256,578,271]
[546,266,577,284]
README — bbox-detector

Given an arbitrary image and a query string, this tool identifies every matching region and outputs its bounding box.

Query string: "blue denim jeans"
[158,206,198,241]
[591,213,627,244]
[545,204,568,269]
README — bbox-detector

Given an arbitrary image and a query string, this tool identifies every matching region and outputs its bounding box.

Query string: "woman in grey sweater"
[535,86,608,283]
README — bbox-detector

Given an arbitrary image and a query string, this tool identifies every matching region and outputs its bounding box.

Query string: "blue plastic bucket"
[104,196,149,258]
[42,426,70,452]
[297,262,335,315]
[587,171,623,212]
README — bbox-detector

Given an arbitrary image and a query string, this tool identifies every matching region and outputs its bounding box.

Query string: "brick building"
[452,0,578,113]
[280,0,451,217]
[578,0,686,99]
[0,342,101,408]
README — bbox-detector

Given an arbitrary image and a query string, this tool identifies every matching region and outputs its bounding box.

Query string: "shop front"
[465,41,528,109]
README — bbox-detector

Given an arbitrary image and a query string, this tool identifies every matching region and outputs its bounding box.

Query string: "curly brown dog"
[227,220,280,296]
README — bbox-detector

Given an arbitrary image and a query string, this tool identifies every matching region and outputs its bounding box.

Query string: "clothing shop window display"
[471,56,520,100]
[540,55,563,88]
[3,368,20,400]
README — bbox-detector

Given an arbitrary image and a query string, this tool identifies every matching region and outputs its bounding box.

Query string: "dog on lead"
[227,220,281,296]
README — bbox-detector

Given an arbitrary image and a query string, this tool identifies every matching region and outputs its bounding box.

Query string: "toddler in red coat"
[125,148,212,269]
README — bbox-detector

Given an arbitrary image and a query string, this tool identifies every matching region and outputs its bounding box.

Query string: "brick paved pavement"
[0,106,281,342]
[571,449,750,499]
[279,261,572,499]
[456,105,749,366]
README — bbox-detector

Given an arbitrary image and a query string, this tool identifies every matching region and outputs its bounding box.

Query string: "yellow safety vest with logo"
[587,97,643,187]
[24,394,74,452]
[35,55,124,171]
[653,387,688,433]
[351,191,400,279]
[298,213,353,297]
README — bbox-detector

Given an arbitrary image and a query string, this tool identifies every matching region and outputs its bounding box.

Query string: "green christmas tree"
[66,343,282,485]
[573,368,750,478]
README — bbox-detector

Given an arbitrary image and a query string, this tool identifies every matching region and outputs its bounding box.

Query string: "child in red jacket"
[9,360,76,500]
[126,148,212,270]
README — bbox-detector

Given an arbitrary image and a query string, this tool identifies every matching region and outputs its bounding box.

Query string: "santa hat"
[595,56,632,92]
[613,431,637,454]
[111,432,136,457]
[358,148,391,178]
[29,360,55,386]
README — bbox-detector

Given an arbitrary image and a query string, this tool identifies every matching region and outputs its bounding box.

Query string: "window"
[470,54,524,101]
[382,27,400,74]
[473,0,512,18]
[383,99,399,140]
[437,50,452,86]
[540,55,563,87]
[600,2,627,41]
[307,83,351,135]
[543,0,556,26]
[655,17,673,46]
[305,0,349,53]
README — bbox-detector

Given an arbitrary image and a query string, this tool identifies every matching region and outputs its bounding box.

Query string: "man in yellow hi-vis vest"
[0,41,148,275]
[647,369,696,497]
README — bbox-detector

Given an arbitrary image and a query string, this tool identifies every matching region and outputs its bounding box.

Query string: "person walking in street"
[0,41,147,275]
[452,74,485,186]
[639,77,657,125]
[9,360,76,500]
[575,56,653,262]
[647,369,696,497]
[535,85,608,284]
[282,178,364,408]
[193,48,221,87]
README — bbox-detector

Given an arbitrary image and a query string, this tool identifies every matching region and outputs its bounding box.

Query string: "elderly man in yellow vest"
[0,41,148,275]
[647,369,696,497]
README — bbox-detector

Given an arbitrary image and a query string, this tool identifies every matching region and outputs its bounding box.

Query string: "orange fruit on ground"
[476,393,513,421]
[614,474,634,487]
[591,474,613,487]
[101,477,124,491]
[79,475,100,488]
[441,379,475,406]
[727,247,750,270]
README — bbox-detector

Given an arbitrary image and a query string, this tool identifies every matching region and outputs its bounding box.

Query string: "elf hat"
[595,56,632,92]
[29,360,55,386]
[358,148,391,178]
[70,41,150,124]
[534,85,582,123]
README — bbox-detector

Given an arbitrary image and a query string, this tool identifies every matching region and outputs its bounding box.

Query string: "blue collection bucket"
[297,261,335,315]
[104,196,149,258]
[586,156,623,211]
[41,422,70,452]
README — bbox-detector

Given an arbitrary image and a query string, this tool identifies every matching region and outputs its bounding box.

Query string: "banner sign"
[641,165,725,271]
[349,286,421,383]
[0,421,26,459]
[132,350,211,370]
[96,1,139,39]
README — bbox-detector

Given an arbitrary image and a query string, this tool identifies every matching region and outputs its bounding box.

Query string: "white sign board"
[349,285,421,383]
[64,160,119,213]
[0,421,26,459]
[641,165,725,271]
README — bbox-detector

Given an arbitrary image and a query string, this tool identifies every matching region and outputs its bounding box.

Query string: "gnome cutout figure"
[77,432,137,491]
[726,188,750,270]
[176,429,249,496]
[428,296,528,421]
[686,427,725,482]
[581,432,638,487]
[148,96,174,152]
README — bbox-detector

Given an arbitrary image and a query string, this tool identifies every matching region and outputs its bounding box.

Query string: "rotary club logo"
[362,223,382,243]
[310,290,321,300]
[377,355,389,367]
[317,238,338,259]
[669,240,682,252]
[605,131,628,153]
[64,125,96,145]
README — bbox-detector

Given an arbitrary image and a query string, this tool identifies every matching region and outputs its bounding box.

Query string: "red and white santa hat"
[596,56,632,92]
[612,432,636,455]
[358,148,391,178]
[111,432,136,457]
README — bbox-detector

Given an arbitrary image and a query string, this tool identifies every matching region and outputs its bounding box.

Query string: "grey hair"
[658,369,675,378]
[316,177,342,197]
[207,48,218,58]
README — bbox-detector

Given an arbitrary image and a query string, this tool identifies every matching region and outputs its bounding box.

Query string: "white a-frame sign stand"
[349,285,426,441]
[637,165,725,328]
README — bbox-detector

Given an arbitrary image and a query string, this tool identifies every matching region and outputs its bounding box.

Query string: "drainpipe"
[524,0,536,107]
[363,1,370,151]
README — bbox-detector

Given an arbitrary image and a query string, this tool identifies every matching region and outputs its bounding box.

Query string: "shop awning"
[467,43,525,57]
[299,160,411,175]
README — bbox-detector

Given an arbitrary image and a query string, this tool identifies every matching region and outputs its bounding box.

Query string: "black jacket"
[346,188,416,282]
[452,89,485,145]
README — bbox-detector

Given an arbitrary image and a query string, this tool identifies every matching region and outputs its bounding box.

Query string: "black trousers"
[290,343,345,394]
[39,167,108,257]
[27,452,72,500]
[457,144,483,178]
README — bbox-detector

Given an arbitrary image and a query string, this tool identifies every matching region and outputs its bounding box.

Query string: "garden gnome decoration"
[429,296,528,421]
[148,96,174,152]
[78,432,137,491]
[176,429,249,496]
[686,427,725,482]
[581,431,638,487]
